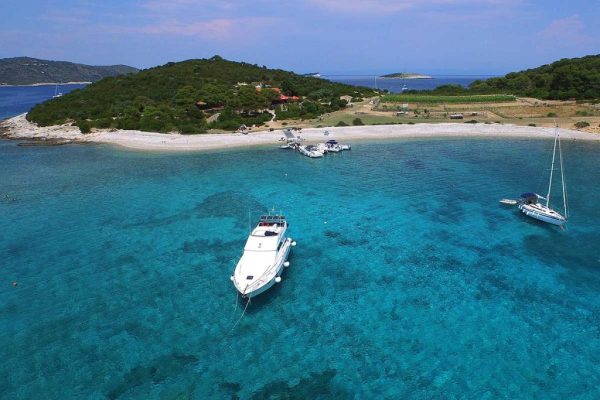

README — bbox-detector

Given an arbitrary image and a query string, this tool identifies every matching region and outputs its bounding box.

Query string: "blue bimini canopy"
[520,192,539,205]
[520,192,537,198]
[326,140,338,144]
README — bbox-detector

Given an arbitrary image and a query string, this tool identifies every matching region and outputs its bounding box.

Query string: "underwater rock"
[249,369,338,399]
[106,354,198,399]
[195,191,265,220]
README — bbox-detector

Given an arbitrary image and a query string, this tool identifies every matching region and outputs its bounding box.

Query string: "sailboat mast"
[558,133,568,218]
[546,129,558,207]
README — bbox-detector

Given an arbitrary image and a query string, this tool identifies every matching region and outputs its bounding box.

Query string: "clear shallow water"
[0,84,87,120]
[1,138,599,399]
[327,75,492,93]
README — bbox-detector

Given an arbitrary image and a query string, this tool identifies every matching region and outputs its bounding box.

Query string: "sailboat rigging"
[518,126,568,226]
[52,84,63,98]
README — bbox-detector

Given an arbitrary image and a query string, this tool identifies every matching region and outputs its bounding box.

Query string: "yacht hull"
[243,239,292,298]
[234,237,293,298]
[519,204,566,226]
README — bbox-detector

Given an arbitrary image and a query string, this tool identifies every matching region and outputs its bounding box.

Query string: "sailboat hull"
[518,128,568,227]
[519,203,566,226]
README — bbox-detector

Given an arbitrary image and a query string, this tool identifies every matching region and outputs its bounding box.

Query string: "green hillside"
[468,54,600,100]
[0,57,138,85]
[27,56,376,133]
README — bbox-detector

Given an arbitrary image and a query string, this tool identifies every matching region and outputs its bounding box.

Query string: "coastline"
[1,113,598,152]
[0,82,91,87]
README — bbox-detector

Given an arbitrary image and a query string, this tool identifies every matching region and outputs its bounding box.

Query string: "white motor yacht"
[315,143,330,154]
[231,214,295,298]
[321,140,340,153]
[298,144,324,158]
[320,139,351,152]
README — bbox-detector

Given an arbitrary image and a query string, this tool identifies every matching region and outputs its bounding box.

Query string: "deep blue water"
[0,84,87,120]
[327,75,492,93]
[1,137,599,399]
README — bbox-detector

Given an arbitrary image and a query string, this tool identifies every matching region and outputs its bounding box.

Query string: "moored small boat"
[315,140,351,153]
[298,144,324,158]
[324,140,341,152]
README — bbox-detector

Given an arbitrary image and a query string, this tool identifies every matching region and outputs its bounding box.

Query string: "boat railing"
[244,264,277,293]
[243,240,290,294]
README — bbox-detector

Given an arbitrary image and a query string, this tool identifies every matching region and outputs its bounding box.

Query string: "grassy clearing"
[317,114,400,126]
[381,94,517,104]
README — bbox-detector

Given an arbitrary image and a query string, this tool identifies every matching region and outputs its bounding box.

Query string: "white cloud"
[538,15,590,45]
[111,17,279,40]
[141,0,242,13]
[308,0,523,14]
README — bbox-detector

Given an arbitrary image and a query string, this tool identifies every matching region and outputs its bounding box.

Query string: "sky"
[1,0,599,75]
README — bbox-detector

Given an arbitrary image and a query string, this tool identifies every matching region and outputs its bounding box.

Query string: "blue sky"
[1,0,599,74]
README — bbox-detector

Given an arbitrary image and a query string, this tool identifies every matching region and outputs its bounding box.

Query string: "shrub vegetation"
[574,121,590,128]
[27,56,375,133]
[384,55,600,102]
[382,94,516,103]
[468,54,600,100]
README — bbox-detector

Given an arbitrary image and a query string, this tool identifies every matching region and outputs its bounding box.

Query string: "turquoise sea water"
[1,138,599,399]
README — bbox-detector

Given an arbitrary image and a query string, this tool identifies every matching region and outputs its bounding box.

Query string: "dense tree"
[467,54,600,100]
[27,56,376,133]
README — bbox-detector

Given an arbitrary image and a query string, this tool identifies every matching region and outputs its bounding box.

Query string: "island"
[380,72,433,79]
[24,56,375,134]
[0,57,138,86]
[1,54,599,150]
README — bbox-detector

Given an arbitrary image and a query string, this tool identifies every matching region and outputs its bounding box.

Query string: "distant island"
[0,57,138,86]
[380,72,433,79]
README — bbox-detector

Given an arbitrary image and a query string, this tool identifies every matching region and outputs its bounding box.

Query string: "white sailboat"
[52,84,63,98]
[518,127,568,226]
[230,214,296,298]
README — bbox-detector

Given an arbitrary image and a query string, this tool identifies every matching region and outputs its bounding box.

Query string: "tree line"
[27,56,375,133]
